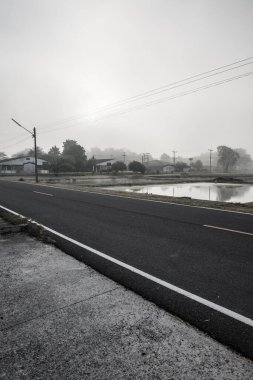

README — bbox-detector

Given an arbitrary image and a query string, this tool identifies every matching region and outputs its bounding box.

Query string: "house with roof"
[95,158,116,172]
[0,156,48,175]
[144,160,175,174]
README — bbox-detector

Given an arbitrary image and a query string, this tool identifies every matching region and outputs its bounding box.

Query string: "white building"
[0,156,48,175]
[95,158,116,172]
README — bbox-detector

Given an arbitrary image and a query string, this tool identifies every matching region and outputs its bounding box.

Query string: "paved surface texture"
[0,229,253,379]
[0,180,252,357]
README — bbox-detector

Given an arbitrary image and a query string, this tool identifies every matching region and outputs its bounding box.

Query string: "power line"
[79,60,253,114]
[39,56,253,132]
[1,132,27,145]
[38,120,89,135]
[93,56,253,108]
[1,136,32,151]
[38,69,253,135]
[84,70,253,120]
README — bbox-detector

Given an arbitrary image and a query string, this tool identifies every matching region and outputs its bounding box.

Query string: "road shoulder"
[0,224,252,379]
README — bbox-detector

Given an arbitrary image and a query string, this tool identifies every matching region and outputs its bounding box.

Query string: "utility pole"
[11,118,39,183]
[146,153,150,165]
[208,149,213,173]
[172,151,177,165]
[122,152,126,163]
[33,127,38,183]
[142,153,150,164]
[92,155,96,174]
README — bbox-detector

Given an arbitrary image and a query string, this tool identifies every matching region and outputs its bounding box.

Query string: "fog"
[1,0,253,159]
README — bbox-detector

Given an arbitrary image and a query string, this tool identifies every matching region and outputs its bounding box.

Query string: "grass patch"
[0,210,27,225]
[0,209,52,243]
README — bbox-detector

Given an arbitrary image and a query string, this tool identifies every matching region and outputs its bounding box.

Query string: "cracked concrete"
[0,227,252,379]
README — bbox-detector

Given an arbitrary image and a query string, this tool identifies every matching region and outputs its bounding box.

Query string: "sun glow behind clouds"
[1,0,253,157]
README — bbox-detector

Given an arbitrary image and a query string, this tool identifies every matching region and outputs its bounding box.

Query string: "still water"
[109,182,253,203]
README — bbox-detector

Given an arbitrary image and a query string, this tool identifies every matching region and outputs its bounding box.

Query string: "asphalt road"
[0,180,252,357]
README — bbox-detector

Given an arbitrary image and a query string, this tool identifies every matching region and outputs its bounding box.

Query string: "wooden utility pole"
[11,119,39,183]
[33,127,38,183]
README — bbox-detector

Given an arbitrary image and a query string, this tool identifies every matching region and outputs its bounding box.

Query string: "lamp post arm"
[11,118,33,135]
[11,118,39,183]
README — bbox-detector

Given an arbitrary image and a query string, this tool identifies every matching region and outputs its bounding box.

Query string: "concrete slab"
[0,230,252,379]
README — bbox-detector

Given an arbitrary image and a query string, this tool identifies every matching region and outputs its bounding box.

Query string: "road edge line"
[0,203,253,328]
[204,224,253,236]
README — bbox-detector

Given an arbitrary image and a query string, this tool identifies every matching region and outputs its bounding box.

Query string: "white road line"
[33,191,54,197]
[204,225,253,236]
[0,203,253,328]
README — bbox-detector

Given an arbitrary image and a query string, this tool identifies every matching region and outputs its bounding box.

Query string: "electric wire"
[1,132,29,145]
[75,61,253,114]
[98,70,253,119]
[38,70,253,134]
[0,136,32,151]
[39,56,253,131]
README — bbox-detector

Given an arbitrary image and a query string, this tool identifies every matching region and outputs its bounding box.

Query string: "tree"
[62,140,87,172]
[111,161,127,172]
[47,146,61,175]
[192,160,203,171]
[85,156,96,173]
[234,148,252,171]
[174,161,188,172]
[160,153,170,162]
[128,161,145,174]
[60,154,76,172]
[48,146,61,157]
[28,146,47,160]
[88,147,145,163]
[217,146,239,172]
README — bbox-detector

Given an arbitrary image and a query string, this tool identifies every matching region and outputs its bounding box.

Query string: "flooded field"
[108,182,253,203]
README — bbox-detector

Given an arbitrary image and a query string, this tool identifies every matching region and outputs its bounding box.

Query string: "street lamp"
[11,118,38,183]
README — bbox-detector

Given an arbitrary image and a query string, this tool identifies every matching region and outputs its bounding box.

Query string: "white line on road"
[33,191,54,197]
[204,225,253,236]
[0,203,253,328]
[2,179,253,215]
[45,186,253,216]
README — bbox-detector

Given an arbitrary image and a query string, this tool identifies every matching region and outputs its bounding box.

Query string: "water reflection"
[215,184,249,202]
[109,182,253,203]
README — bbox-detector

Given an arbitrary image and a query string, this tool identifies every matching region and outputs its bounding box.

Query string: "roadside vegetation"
[0,209,52,242]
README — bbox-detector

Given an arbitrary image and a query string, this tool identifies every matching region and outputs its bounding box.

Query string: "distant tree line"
[5,140,147,174]
[1,143,252,174]
[160,146,252,173]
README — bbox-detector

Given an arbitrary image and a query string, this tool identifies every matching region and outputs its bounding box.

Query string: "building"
[95,158,116,172]
[0,156,48,175]
[144,160,175,174]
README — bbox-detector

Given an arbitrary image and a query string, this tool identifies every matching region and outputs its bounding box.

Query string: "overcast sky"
[1,0,252,159]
